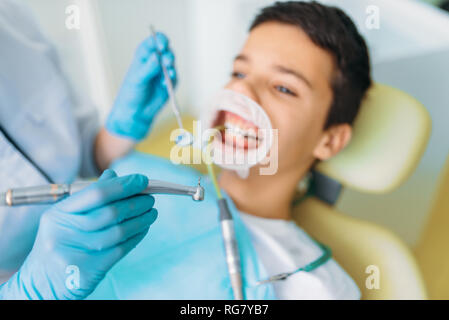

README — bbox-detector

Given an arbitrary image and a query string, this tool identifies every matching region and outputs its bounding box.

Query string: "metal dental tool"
[150,25,193,147]
[218,197,244,300]
[1,178,204,206]
[206,161,243,300]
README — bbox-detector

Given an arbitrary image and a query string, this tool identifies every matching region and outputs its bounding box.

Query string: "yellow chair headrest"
[316,83,431,194]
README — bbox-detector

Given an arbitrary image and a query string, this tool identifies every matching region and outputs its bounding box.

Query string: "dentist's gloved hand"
[0,170,157,300]
[106,32,177,140]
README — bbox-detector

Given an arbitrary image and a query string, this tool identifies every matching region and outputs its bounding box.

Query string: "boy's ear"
[313,124,352,161]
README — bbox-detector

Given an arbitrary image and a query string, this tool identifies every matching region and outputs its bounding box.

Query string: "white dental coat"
[0,0,99,280]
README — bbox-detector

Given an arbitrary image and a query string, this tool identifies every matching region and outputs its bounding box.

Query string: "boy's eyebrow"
[274,65,313,89]
[234,54,248,62]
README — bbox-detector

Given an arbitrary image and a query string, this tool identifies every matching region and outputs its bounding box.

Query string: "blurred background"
[21,0,448,249]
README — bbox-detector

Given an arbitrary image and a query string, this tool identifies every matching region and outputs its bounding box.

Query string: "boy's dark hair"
[250,1,372,129]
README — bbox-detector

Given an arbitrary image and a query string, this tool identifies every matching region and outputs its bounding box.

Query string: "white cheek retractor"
[201,89,273,178]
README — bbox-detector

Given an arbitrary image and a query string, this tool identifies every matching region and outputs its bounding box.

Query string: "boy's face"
[223,22,351,176]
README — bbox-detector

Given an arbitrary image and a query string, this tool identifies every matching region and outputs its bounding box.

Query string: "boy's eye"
[275,85,296,96]
[231,71,246,79]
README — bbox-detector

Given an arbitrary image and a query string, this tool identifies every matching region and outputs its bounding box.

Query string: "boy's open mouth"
[212,110,261,150]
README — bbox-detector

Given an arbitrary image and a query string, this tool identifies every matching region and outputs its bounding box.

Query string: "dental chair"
[415,154,449,299]
[293,83,431,300]
[136,83,431,300]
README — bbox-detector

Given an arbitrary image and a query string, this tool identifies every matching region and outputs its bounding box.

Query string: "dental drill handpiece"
[0,179,204,206]
[218,198,244,300]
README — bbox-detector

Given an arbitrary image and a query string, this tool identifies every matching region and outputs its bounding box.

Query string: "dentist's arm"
[95,32,177,171]
[0,170,157,300]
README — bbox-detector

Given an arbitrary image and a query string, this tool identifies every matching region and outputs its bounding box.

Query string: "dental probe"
[0,179,204,206]
[149,26,192,146]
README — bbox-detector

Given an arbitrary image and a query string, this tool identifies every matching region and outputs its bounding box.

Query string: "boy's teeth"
[224,122,258,140]
[224,112,256,131]
[216,111,261,147]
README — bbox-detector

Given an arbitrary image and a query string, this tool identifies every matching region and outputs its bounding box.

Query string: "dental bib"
[201,89,273,178]
[87,152,276,300]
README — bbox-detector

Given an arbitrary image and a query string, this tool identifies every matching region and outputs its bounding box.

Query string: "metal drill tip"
[193,178,204,201]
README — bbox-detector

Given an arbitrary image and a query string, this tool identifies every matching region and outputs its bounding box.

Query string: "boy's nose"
[225,81,261,105]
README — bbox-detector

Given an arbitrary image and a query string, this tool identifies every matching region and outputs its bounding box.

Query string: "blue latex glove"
[0,169,157,300]
[88,153,276,300]
[106,32,177,140]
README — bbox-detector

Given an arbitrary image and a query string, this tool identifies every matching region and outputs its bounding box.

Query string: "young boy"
[216,1,371,299]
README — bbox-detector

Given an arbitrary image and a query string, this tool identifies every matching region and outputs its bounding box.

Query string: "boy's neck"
[219,166,307,221]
